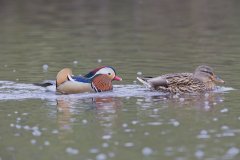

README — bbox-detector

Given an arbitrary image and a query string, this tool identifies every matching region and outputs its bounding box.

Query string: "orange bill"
[113,75,122,81]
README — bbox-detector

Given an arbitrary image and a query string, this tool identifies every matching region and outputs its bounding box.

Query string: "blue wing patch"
[70,76,91,83]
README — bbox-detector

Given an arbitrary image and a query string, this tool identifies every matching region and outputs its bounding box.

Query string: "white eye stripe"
[96,68,115,75]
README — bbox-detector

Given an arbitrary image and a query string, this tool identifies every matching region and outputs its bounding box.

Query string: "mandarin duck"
[56,66,122,94]
[36,66,122,94]
[137,65,224,94]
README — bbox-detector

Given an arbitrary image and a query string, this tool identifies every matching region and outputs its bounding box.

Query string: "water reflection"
[137,92,225,111]
[56,97,122,132]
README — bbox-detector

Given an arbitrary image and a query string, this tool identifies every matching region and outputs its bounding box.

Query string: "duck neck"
[204,81,215,90]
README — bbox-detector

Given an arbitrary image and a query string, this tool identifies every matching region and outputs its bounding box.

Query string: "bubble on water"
[52,129,59,134]
[153,108,159,113]
[144,132,150,136]
[137,99,144,102]
[23,125,31,130]
[10,123,15,127]
[32,130,42,137]
[124,142,134,147]
[73,60,78,65]
[4,64,8,68]
[97,59,102,63]
[82,119,88,124]
[133,80,137,84]
[131,120,138,125]
[122,123,128,128]
[114,141,119,146]
[173,95,179,99]
[204,101,209,106]
[15,124,21,129]
[42,64,48,71]
[137,71,142,75]
[222,132,235,137]
[147,122,162,126]
[173,121,180,127]
[8,114,11,117]
[197,130,210,139]
[16,117,21,122]
[13,69,16,73]
[89,148,99,154]
[96,153,107,160]
[124,128,135,133]
[22,113,29,116]
[66,147,79,155]
[220,108,228,113]
[44,141,50,146]
[14,111,18,114]
[102,135,111,140]
[102,143,109,148]
[142,147,153,156]
[204,105,211,111]
[32,126,39,130]
[225,147,239,158]
[213,117,218,122]
[179,98,185,102]
[204,93,209,97]
[31,139,37,145]
[195,149,205,159]
[221,125,229,130]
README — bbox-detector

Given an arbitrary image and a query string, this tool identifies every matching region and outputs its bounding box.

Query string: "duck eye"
[108,73,111,75]
[201,70,213,75]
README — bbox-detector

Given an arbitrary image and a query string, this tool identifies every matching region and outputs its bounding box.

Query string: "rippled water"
[1,0,240,160]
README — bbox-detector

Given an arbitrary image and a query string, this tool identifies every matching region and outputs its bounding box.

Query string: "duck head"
[85,66,122,81]
[193,65,224,88]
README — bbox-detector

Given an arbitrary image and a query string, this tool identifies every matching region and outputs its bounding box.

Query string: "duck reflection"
[56,96,122,135]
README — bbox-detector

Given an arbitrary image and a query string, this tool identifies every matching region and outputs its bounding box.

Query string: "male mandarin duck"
[35,66,122,94]
[56,66,122,94]
[137,65,225,94]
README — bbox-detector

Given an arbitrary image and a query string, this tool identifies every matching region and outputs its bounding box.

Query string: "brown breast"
[91,75,113,92]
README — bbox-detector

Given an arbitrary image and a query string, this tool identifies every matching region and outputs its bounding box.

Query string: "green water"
[1,0,240,160]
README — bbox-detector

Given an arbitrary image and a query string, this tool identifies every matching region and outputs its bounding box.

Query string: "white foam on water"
[0,81,234,101]
[0,81,164,100]
[142,147,153,156]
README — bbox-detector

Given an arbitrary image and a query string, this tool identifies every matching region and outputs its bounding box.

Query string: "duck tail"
[137,77,152,88]
[56,68,73,87]
[33,81,54,87]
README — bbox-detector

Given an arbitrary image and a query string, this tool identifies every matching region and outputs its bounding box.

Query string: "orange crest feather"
[56,68,72,87]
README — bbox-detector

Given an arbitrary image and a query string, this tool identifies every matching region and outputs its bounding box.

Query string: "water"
[1,0,240,160]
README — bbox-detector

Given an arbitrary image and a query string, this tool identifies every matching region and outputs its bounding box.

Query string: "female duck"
[56,66,122,94]
[137,65,224,94]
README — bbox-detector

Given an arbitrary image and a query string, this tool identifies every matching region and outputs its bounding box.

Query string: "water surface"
[1,0,240,160]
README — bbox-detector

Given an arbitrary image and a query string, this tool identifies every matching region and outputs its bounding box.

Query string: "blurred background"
[0,0,240,86]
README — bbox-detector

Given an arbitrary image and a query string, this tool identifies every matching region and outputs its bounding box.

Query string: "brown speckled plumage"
[137,65,224,94]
